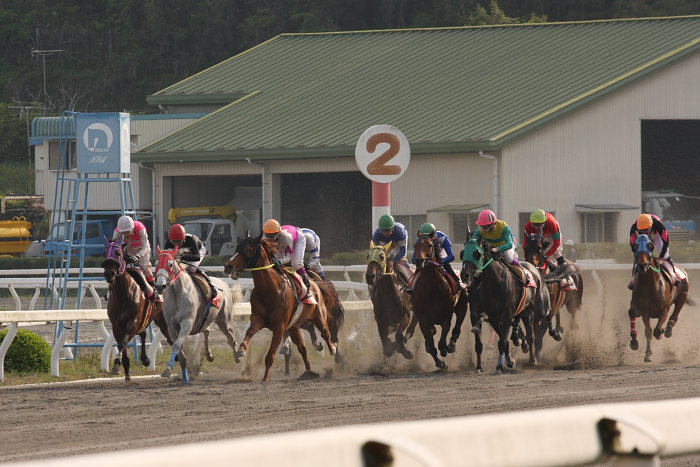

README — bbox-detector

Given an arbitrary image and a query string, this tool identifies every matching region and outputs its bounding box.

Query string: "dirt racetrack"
[2,269,700,465]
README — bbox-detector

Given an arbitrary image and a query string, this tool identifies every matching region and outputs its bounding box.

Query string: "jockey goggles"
[264,232,279,241]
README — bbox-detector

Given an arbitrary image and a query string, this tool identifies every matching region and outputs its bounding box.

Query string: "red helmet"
[168,224,186,241]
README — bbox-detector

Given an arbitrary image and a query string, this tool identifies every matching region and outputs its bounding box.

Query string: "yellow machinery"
[168,206,237,224]
[0,216,32,255]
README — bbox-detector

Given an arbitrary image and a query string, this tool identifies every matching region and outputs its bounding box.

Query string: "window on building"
[581,212,617,243]
[48,141,76,171]
[394,214,426,238]
[452,213,479,244]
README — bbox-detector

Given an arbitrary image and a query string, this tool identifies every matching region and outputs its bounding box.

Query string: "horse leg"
[202,330,215,362]
[628,309,639,351]
[170,318,195,384]
[665,294,687,338]
[419,320,445,369]
[448,295,468,353]
[215,311,240,363]
[654,303,671,341]
[437,319,451,358]
[474,327,483,374]
[122,345,131,382]
[406,311,419,339]
[377,321,396,357]
[510,315,522,347]
[263,325,285,383]
[302,321,323,351]
[289,326,319,380]
[139,332,150,367]
[111,332,125,375]
[496,333,507,373]
[311,308,336,357]
[395,313,413,359]
[237,313,264,360]
[643,316,653,363]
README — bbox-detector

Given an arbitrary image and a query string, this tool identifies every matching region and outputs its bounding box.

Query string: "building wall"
[500,52,700,244]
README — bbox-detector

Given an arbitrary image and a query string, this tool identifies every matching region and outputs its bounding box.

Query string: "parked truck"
[25,218,115,257]
[642,190,700,240]
[168,206,239,257]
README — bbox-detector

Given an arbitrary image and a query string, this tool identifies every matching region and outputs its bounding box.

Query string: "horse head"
[155,245,182,294]
[460,238,490,285]
[366,241,392,286]
[634,234,655,272]
[414,235,436,270]
[102,238,126,283]
[224,233,265,280]
[523,233,546,268]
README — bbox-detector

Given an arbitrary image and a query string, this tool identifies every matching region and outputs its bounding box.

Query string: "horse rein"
[157,249,183,287]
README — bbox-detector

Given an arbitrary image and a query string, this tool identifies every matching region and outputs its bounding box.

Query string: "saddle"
[280,266,316,305]
[506,264,537,288]
[135,299,159,334]
[190,272,223,309]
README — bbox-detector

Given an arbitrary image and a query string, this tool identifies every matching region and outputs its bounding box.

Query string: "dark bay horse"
[629,234,693,362]
[461,238,550,373]
[101,241,170,381]
[366,241,416,359]
[411,235,468,369]
[523,233,583,333]
[224,234,335,382]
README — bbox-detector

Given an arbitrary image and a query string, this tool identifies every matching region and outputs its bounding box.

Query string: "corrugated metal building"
[36,16,700,253]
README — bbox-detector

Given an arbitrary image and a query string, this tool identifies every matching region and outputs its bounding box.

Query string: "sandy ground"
[2,269,700,465]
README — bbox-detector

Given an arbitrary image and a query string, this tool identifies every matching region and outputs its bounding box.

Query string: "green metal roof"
[136,16,700,163]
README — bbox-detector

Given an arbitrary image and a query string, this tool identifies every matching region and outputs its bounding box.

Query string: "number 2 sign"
[355,125,411,183]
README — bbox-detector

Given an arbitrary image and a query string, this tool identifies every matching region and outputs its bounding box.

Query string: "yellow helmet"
[530,209,546,224]
[636,213,653,230]
[263,219,281,234]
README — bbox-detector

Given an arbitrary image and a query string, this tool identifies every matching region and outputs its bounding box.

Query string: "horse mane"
[259,237,277,259]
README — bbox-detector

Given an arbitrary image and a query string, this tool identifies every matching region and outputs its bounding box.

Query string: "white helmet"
[117,215,135,232]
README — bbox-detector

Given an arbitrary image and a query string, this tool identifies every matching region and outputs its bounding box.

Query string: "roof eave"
[146,93,247,105]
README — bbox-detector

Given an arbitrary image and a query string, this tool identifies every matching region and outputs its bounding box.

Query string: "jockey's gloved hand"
[123,252,134,264]
[273,259,281,267]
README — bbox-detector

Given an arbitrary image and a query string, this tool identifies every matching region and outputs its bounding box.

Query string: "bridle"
[156,247,183,290]
[414,235,439,270]
[103,241,126,279]
[524,233,547,270]
[635,234,659,273]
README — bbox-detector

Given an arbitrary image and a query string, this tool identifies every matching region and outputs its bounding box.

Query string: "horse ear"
[157,245,161,255]
[256,232,263,242]
[384,241,393,251]
[369,240,376,249]
[246,229,250,238]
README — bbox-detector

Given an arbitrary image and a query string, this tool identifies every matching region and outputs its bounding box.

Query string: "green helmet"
[530,209,546,224]
[419,223,436,236]
[378,214,395,230]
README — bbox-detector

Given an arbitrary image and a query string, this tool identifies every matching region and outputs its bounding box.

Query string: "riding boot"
[444,263,465,291]
[665,258,682,287]
[301,273,316,304]
[147,280,163,303]
[197,268,217,299]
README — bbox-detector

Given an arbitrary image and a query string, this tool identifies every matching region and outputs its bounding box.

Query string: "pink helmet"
[476,209,497,226]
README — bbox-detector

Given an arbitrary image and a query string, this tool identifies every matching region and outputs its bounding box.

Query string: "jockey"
[164,224,217,301]
[262,219,316,305]
[371,214,413,292]
[300,227,326,280]
[412,223,464,291]
[112,215,161,302]
[470,209,534,286]
[629,213,682,289]
[523,209,576,290]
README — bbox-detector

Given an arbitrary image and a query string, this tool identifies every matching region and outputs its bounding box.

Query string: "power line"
[30,48,63,115]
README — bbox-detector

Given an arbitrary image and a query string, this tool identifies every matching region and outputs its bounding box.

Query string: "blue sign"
[76,112,131,173]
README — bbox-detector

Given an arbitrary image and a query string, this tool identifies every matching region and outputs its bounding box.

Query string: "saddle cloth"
[658,263,686,286]
[190,272,223,309]
[281,266,316,305]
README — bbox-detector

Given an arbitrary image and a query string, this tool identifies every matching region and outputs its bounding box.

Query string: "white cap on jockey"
[117,215,135,232]
[564,240,574,246]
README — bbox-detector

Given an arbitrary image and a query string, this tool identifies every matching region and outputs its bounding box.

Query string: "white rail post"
[0,322,19,382]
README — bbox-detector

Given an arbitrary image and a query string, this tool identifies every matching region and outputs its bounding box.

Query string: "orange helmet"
[636,213,653,230]
[263,219,281,234]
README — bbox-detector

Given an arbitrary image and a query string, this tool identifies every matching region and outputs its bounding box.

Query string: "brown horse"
[412,236,468,369]
[629,234,693,362]
[101,241,170,381]
[224,234,335,382]
[523,233,583,334]
[366,241,416,359]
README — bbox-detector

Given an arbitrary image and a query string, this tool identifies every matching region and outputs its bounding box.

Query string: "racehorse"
[411,235,468,369]
[628,234,693,362]
[366,241,416,359]
[224,234,335,382]
[101,241,170,381]
[461,238,550,373]
[523,233,583,333]
[155,246,239,383]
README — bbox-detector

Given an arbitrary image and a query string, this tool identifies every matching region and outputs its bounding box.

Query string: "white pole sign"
[355,125,410,183]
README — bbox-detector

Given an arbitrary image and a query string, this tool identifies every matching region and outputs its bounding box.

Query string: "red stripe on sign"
[372,182,390,206]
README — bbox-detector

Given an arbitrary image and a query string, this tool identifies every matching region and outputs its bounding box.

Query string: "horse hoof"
[556,326,565,333]
[521,342,529,353]
[298,371,320,380]
[279,345,291,356]
[447,341,456,353]
[401,350,414,360]
[236,349,246,360]
[496,366,503,374]
[436,361,447,370]
[439,348,448,358]
[664,326,673,338]
[142,357,151,367]
[549,330,562,341]
[644,355,652,363]
[475,368,482,375]
[161,367,172,378]
[125,375,131,382]
[313,342,324,352]
[335,352,344,364]
[630,339,639,351]
[383,342,396,357]
[206,353,215,363]
[653,328,663,340]
[110,366,120,375]
[471,325,482,335]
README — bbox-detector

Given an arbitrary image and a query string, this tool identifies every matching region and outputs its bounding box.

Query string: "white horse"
[154,246,240,383]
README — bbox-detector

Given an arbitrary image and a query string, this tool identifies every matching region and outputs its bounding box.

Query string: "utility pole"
[30,48,62,115]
